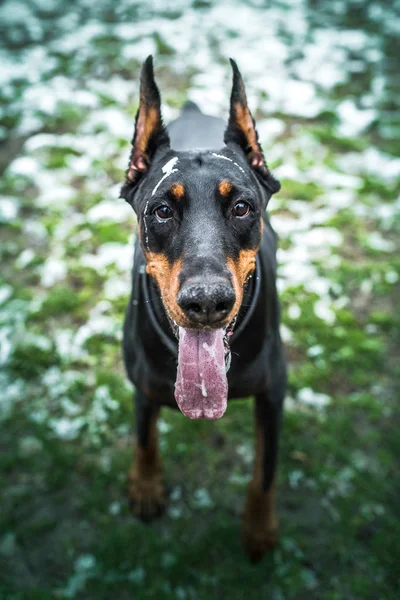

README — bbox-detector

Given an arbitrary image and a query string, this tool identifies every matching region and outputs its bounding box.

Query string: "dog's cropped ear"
[121,56,170,203]
[225,59,280,195]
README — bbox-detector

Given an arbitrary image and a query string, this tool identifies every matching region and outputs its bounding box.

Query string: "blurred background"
[0,0,399,598]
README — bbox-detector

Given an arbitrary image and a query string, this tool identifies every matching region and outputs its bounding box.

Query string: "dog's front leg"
[128,390,166,521]
[242,391,283,561]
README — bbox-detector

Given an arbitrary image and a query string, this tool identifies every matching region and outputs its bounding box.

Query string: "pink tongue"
[174,327,228,420]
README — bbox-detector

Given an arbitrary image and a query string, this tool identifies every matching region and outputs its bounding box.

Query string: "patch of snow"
[0,331,14,369]
[54,330,87,362]
[74,315,117,348]
[75,554,96,572]
[40,257,67,287]
[298,387,331,408]
[291,229,343,260]
[337,148,400,181]
[257,118,286,142]
[307,345,324,357]
[108,501,121,516]
[385,270,399,284]
[53,23,106,54]
[294,32,347,89]
[337,99,376,136]
[8,156,39,176]
[21,76,90,114]
[273,163,306,181]
[104,275,129,300]
[0,197,19,222]
[192,488,214,509]
[50,417,84,440]
[0,376,25,420]
[16,249,35,269]
[23,219,48,240]
[366,232,395,252]
[158,419,172,434]
[87,200,132,223]
[0,286,13,305]
[314,299,336,324]
[236,443,254,465]
[280,324,293,343]
[122,37,157,63]
[288,304,301,320]
[83,108,133,138]
[87,77,138,105]
[80,242,132,273]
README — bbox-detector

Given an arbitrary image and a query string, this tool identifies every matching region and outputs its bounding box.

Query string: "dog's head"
[121,56,279,333]
[120,57,280,419]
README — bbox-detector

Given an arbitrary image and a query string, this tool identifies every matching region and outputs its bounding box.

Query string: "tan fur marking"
[234,104,258,150]
[218,180,233,197]
[134,409,161,478]
[170,183,185,200]
[144,253,188,326]
[226,249,257,320]
[242,410,279,561]
[137,106,158,154]
[127,107,159,181]
[128,407,166,520]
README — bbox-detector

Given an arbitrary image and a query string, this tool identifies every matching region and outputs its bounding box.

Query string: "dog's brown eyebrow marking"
[170,183,185,200]
[218,180,233,197]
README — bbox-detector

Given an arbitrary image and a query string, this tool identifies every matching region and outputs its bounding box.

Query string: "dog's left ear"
[121,56,170,202]
[225,59,280,195]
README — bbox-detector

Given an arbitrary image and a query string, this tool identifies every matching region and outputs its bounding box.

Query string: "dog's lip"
[167,316,236,340]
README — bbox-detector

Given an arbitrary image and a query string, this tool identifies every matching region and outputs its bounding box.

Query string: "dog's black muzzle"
[177,277,236,327]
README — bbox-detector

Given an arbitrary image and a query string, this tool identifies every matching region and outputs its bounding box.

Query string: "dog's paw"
[242,519,279,562]
[128,468,166,522]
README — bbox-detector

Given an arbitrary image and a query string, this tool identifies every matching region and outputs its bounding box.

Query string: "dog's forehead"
[150,149,253,194]
[177,150,247,177]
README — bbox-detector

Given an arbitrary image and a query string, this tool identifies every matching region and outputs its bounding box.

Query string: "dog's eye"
[232,201,250,218]
[154,205,173,221]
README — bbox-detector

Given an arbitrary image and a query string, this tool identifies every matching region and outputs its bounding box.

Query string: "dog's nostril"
[187,302,202,314]
[215,302,229,314]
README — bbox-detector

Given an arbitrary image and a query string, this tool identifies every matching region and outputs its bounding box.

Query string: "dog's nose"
[177,280,236,326]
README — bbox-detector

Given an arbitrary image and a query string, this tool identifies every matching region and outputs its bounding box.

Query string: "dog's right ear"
[121,56,170,205]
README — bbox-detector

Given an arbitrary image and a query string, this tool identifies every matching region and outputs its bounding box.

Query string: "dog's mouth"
[169,317,237,420]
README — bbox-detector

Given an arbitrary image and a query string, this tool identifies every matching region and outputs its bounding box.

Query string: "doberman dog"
[120,56,286,561]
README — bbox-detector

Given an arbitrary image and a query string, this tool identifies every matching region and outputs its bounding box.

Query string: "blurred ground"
[0,0,399,598]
